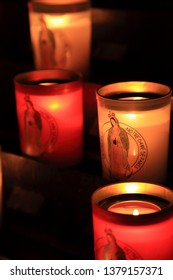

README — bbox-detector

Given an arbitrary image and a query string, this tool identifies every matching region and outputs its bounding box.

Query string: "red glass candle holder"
[14,69,83,166]
[91,182,173,260]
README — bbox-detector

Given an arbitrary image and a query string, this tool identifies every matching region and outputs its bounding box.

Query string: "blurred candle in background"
[0,147,2,227]
[14,69,83,166]
[96,81,172,184]
[28,0,92,79]
[92,182,173,260]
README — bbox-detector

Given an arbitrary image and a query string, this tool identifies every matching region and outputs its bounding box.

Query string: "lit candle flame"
[133,208,139,216]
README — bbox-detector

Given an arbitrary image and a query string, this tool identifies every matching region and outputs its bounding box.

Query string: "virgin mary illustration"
[107,112,132,180]
[96,228,126,260]
[23,96,44,156]
[39,15,57,69]
[39,15,71,69]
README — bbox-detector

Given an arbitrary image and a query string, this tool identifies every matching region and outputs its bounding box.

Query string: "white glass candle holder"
[92,182,173,260]
[14,69,83,166]
[96,81,172,184]
[28,0,92,78]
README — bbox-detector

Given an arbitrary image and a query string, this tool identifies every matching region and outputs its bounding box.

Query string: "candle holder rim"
[29,0,91,13]
[97,81,171,96]
[91,182,173,225]
[30,0,90,4]
[14,69,82,94]
[14,69,82,83]
[96,81,172,110]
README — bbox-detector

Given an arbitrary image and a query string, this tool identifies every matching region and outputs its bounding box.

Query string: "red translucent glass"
[14,69,83,166]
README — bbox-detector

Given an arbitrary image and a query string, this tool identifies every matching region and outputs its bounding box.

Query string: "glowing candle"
[28,0,91,78]
[108,200,161,215]
[92,182,173,260]
[96,81,172,184]
[14,69,83,166]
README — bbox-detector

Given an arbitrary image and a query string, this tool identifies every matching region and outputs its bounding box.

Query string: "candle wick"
[133,208,139,216]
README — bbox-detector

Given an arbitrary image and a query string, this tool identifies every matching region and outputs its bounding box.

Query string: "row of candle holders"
[13,68,173,260]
